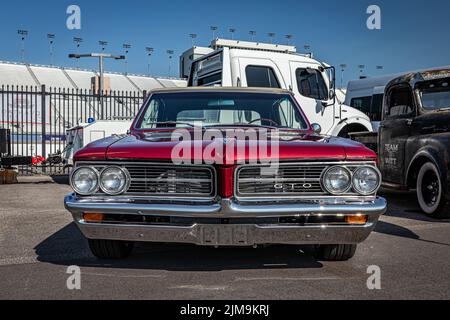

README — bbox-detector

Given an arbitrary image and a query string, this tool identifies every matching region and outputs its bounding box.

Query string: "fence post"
[41,85,47,173]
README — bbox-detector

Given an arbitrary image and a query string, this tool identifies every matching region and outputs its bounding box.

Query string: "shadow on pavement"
[35,223,323,271]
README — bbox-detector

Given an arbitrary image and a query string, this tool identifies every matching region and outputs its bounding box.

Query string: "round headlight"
[99,166,129,195]
[71,167,99,195]
[353,166,381,195]
[322,166,352,194]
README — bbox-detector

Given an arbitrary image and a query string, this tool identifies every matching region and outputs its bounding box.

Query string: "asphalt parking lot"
[0,175,449,300]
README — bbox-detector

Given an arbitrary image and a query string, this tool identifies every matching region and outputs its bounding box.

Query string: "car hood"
[74,130,376,164]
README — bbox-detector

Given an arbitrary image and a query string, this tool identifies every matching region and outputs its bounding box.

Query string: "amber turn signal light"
[83,213,105,222]
[345,215,368,225]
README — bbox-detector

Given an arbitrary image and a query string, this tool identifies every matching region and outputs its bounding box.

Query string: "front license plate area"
[199,225,250,246]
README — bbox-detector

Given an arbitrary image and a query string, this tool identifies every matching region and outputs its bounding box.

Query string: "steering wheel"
[248,118,279,126]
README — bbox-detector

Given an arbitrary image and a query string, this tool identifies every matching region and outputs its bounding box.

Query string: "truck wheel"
[314,244,357,261]
[417,162,450,219]
[88,239,134,259]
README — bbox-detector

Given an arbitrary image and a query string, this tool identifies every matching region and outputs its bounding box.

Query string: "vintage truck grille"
[125,164,214,197]
[236,164,328,197]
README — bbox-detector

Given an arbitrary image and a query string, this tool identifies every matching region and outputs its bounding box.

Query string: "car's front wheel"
[416,162,450,219]
[315,244,357,261]
[88,239,134,259]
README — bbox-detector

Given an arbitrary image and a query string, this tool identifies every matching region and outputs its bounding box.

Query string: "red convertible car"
[65,87,387,261]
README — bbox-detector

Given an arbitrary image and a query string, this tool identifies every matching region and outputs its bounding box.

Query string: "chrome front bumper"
[64,194,387,246]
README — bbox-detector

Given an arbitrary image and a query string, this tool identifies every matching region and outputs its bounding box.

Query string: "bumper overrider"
[64,194,387,247]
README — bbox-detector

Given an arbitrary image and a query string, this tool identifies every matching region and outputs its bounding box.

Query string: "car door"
[289,62,335,134]
[379,84,416,184]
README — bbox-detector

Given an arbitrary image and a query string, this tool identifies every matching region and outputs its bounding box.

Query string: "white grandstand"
[0,60,187,91]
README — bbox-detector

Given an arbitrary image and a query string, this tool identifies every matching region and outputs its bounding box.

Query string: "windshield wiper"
[144,121,198,128]
[203,123,279,130]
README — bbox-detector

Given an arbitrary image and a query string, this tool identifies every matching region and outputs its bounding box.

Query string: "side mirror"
[329,88,335,100]
[311,123,322,134]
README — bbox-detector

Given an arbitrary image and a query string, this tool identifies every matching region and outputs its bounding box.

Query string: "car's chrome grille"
[236,164,328,197]
[84,163,215,198]
[125,165,214,197]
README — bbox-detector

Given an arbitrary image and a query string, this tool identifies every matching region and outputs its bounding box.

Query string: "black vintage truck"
[351,68,450,218]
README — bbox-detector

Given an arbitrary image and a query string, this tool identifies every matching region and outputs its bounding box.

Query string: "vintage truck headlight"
[353,166,381,195]
[99,166,130,195]
[322,166,352,194]
[71,167,99,195]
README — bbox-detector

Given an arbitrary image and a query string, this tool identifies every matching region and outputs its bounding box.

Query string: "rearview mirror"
[311,123,322,134]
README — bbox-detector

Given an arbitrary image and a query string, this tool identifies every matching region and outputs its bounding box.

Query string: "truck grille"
[125,164,214,197]
[236,164,328,197]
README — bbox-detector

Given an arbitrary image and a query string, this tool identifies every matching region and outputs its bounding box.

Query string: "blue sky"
[0,0,449,85]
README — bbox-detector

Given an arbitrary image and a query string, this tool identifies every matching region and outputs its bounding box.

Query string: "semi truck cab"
[180,39,373,137]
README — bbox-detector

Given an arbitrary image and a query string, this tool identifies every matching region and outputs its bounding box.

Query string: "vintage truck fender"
[405,134,450,198]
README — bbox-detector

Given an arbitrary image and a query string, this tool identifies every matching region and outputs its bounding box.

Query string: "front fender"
[330,117,373,136]
[406,145,450,197]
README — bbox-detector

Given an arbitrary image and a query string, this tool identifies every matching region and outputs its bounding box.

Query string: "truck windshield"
[136,92,309,130]
[418,79,450,110]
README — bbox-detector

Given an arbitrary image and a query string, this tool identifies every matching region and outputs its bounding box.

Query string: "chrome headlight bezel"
[321,166,353,195]
[352,166,382,196]
[70,167,100,196]
[99,166,131,195]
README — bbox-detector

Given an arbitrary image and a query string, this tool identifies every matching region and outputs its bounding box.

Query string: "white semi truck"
[180,39,372,136]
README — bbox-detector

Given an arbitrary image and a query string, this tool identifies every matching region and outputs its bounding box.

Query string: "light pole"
[47,34,55,66]
[73,37,83,68]
[167,50,174,77]
[210,26,218,40]
[69,53,125,119]
[339,64,347,88]
[123,44,131,74]
[189,33,197,47]
[229,28,236,40]
[146,47,154,76]
[249,31,256,42]
[285,34,293,45]
[17,29,28,63]
[268,33,276,44]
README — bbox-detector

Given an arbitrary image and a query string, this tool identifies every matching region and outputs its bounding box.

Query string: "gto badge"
[274,183,313,191]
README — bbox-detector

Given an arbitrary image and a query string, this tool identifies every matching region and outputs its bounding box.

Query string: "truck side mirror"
[329,88,335,100]
[312,123,322,134]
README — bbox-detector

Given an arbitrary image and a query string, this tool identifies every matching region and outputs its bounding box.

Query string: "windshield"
[136,92,309,130]
[417,78,450,110]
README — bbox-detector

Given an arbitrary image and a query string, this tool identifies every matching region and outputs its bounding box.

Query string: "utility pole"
[17,30,28,63]
[146,47,154,76]
[123,44,131,75]
[47,34,55,66]
[167,50,174,77]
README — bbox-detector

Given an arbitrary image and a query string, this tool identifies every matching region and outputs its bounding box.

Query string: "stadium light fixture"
[99,40,108,51]
[229,27,236,40]
[249,31,256,42]
[123,44,131,74]
[268,33,276,44]
[339,64,347,88]
[47,34,55,66]
[167,50,174,77]
[189,33,197,47]
[17,29,28,62]
[285,34,293,45]
[146,47,154,76]
[210,26,218,40]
